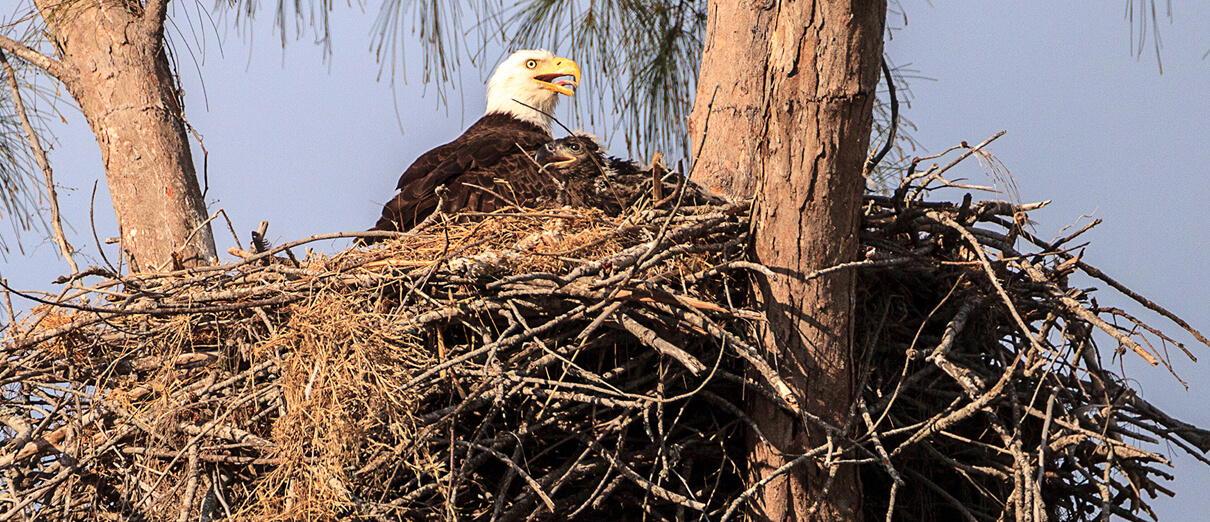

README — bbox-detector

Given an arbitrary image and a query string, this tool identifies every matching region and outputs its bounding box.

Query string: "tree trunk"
[688,0,886,519]
[33,0,215,272]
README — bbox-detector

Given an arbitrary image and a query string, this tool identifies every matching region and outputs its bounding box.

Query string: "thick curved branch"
[0,34,64,80]
[864,56,898,177]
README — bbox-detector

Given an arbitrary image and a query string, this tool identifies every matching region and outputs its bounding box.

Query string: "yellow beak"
[533,57,581,97]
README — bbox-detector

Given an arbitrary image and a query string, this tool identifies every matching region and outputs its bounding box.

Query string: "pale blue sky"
[2,1,1208,518]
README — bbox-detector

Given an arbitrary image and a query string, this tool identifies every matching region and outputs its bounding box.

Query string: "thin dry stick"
[1013,258,1158,366]
[452,441,555,512]
[997,213,1210,352]
[0,50,76,273]
[927,211,1046,356]
[719,446,831,522]
[1,277,14,328]
[1035,390,1057,522]
[904,131,1006,201]
[179,443,200,522]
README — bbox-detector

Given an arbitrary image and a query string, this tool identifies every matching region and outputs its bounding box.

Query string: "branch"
[140,0,171,49]
[864,56,898,177]
[451,441,555,512]
[617,313,706,375]
[0,50,77,273]
[1017,258,1159,366]
[926,211,1046,357]
[1005,215,1210,351]
[573,433,706,512]
[0,34,64,80]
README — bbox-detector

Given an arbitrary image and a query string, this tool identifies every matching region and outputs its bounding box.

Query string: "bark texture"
[688,0,886,520]
[33,0,215,272]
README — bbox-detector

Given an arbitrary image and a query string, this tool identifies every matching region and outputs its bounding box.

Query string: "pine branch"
[0,34,64,81]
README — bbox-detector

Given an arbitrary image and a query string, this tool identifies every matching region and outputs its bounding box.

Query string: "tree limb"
[140,0,171,49]
[0,34,64,80]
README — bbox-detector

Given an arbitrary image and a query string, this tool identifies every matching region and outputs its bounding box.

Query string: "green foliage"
[208,0,1175,170]
[0,86,38,255]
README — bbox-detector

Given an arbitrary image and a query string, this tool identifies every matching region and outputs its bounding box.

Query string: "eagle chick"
[535,134,725,215]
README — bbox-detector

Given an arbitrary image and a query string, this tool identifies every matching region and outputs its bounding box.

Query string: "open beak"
[533,57,581,97]
[535,148,576,169]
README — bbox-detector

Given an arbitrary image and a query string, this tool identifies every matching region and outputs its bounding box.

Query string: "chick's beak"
[535,147,575,169]
[533,57,581,97]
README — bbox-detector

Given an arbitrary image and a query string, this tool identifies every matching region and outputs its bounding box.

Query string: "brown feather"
[535,135,726,215]
[371,113,558,235]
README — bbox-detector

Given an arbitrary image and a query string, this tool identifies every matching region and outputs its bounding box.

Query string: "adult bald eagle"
[535,134,725,215]
[369,50,581,235]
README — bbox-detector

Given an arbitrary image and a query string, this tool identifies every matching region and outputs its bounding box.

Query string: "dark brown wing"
[371,113,554,233]
[595,159,648,214]
[440,151,561,215]
[370,141,462,232]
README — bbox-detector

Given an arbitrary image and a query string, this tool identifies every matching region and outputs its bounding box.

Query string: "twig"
[178,443,200,522]
[1008,216,1210,351]
[905,132,1006,202]
[864,56,899,177]
[1014,258,1158,366]
[89,181,118,274]
[926,211,1046,357]
[573,433,706,512]
[452,441,555,512]
[720,447,829,522]
[617,313,706,375]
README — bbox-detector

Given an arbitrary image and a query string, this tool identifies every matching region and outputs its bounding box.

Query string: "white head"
[485,49,581,132]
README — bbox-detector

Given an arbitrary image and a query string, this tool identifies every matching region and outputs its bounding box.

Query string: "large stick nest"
[3,150,1209,522]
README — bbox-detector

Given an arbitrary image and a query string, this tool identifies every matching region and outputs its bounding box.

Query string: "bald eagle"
[535,134,725,215]
[369,50,581,235]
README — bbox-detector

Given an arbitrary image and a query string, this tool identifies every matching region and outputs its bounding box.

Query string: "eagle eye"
[569,143,581,151]
[525,59,538,69]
